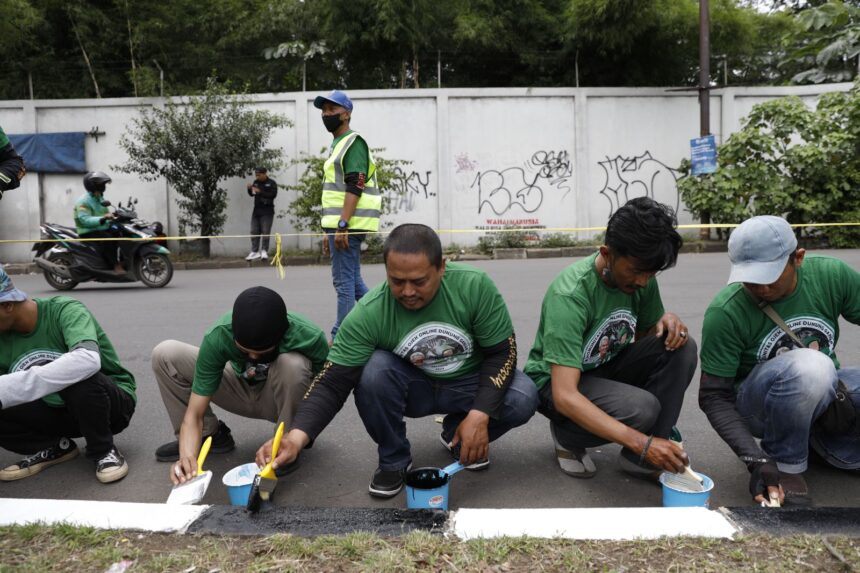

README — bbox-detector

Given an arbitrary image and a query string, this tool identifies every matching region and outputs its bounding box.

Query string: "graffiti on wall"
[386,167,435,214]
[471,150,572,216]
[596,152,680,217]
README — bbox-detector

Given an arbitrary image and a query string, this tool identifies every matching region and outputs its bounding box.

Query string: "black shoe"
[439,434,490,471]
[0,438,79,481]
[95,446,129,484]
[155,420,235,462]
[274,456,302,478]
[369,463,412,498]
[779,471,814,507]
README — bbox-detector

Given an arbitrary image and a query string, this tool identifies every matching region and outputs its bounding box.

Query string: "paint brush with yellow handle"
[247,421,284,512]
[166,436,213,505]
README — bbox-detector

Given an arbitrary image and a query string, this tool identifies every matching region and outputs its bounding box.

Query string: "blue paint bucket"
[659,472,714,508]
[222,462,259,506]
[404,461,464,510]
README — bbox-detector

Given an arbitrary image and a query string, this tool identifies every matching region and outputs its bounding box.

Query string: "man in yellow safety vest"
[315,89,381,341]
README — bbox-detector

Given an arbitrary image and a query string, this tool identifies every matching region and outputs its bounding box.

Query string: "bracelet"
[639,435,654,466]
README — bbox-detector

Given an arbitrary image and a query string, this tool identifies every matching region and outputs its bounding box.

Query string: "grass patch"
[1,524,860,572]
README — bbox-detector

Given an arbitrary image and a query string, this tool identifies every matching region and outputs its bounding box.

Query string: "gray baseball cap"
[727,215,797,285]
[0,265,27,303]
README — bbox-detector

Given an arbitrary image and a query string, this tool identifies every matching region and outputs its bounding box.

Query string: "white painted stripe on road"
[0,498,209,533]
[449,507,737,540]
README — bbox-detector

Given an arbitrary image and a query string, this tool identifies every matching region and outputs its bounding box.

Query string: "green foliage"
[114,78,290,256]
[477,229,530,254]
[784,0,860,84]
[280,147,410,231]
[678,80,860,246]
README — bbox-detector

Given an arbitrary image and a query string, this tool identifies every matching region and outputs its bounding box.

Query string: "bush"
[281,147,410,232]
[678,80,860,246]
[477,229,530,254]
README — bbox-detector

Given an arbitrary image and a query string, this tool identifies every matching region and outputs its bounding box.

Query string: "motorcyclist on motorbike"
[74,171,123,274]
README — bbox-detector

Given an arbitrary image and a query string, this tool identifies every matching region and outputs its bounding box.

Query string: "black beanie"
[232,286,288,350]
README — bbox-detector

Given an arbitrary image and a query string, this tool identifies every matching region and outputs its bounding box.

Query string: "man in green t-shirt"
[253,224,538,499]
[152,286,329,485]
[700,215,860,507]
[0,266,135,484]
[0,126,26,199]
[524,197,697,481]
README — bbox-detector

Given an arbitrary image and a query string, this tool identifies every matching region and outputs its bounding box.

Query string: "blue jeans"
[736,348,860,472]
[353,350,539,470]
[326,231,368,340]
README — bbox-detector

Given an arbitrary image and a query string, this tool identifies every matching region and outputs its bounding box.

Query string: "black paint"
[726,507,860,537]
[186,505,448,537]
[405,467,449,489]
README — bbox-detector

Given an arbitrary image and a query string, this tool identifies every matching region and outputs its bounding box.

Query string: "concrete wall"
[0,83,852,262]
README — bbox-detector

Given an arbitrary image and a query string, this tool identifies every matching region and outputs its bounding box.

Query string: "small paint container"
[659,472,714,508]
[222,462,259,506]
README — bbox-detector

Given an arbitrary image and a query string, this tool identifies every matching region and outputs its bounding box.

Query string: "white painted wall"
[0,84,852,262]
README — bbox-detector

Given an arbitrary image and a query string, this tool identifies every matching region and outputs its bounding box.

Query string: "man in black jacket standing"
[245,167,277,261]
[0,126,25,200]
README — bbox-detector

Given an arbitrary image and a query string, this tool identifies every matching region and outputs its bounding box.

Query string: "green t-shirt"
[332,130,369,175]
[0,126,9,149]
[0,297,136,405]
[328,262,513,380]
[701,255,860,382]
[192,310,329,396]
[524,252,665,389]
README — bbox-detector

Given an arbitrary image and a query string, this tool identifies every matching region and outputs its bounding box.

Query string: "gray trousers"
[538,335,698,452]
[250,211,274,252]
[151,339,312,437]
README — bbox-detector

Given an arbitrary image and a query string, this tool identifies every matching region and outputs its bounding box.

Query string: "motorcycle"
[33,197,174,290]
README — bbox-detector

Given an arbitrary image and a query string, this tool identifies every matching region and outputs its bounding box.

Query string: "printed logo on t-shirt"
[582,310,637,368]
[757,316,835,361]
[394,322,473,375]
[10,350,63,372]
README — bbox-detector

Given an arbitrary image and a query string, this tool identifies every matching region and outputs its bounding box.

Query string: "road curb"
[13,498,860,539]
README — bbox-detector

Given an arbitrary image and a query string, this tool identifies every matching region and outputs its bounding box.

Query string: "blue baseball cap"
[313,89,353,112]
[727,215,798,285]
[0,265,27,303]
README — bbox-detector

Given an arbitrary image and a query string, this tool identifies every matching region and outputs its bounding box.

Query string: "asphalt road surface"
[1,250,859,511]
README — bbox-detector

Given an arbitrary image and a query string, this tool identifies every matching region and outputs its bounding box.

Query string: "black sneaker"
[96,446,129,484]
[274,456,302,478]
[439,434,490,471]
[779,471,813,507]
[369,463,412,498]
[0,438,79,481]
[155,420,235,462]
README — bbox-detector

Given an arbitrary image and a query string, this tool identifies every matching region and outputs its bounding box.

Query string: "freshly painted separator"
[5,499,860,539]
[449,507,737,540]
[0,498,208,533]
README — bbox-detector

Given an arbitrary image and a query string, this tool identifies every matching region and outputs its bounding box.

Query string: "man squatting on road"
[254,223,539,498]
[525,197,698,480]
[700,215,860,506]
[0,266,134,484]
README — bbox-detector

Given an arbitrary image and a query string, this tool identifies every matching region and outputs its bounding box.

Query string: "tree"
[677,80,860,246]
[114,79,290,257]
[783,0,860,83]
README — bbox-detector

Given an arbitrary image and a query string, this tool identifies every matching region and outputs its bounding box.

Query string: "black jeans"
[80,229,120,267]
[251,210,274,252]
[0,372,135,458]
[538,335,698,454]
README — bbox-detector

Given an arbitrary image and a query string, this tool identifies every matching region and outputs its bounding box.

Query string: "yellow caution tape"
[3,222,859,246]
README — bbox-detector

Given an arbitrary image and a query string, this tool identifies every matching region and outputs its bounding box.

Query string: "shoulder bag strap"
[743,286,804,348]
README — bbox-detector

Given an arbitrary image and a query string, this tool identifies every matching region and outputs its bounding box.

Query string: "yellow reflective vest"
[321,132,380,232]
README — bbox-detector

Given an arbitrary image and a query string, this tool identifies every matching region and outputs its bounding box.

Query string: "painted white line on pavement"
[449,507,738,540]
[0,498,209,533]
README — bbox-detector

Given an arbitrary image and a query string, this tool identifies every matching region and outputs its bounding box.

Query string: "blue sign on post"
[690,135,717,175]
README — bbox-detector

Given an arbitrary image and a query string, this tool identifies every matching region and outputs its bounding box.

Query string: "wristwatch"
[337,219,349,231]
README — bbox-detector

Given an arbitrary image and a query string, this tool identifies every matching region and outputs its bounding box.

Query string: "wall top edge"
[0,83,852,109]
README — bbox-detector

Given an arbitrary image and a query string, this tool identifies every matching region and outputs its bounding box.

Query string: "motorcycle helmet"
[83,171,112,193]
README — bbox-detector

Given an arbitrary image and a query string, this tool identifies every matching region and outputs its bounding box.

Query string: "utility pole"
[699,0,711,240]
[152,60,164,97]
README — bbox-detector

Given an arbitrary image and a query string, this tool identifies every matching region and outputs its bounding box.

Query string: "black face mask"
[323,114,343,133]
